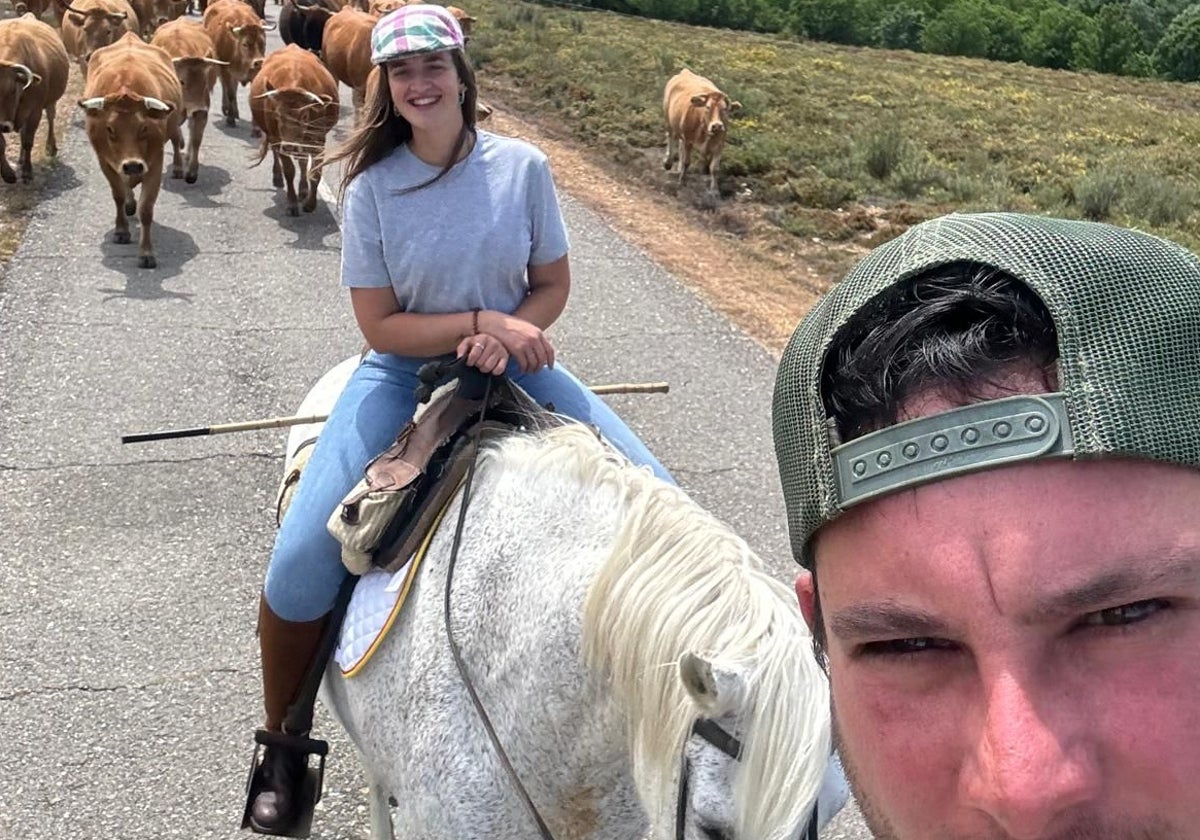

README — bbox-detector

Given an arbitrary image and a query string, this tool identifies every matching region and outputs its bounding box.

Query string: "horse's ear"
[680,653,746,715]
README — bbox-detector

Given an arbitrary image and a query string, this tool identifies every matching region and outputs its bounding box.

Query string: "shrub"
[1075,167,1124,220]
[891,153,941,199]
[857,125,910,180]
[1125,171,1194,225]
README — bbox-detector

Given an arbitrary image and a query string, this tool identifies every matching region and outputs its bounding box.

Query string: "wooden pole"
[120,382,669,443]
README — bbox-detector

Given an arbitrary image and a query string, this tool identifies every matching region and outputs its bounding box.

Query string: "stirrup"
[240,729,329,838]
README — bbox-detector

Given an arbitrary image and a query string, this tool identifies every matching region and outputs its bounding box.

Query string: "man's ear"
[796,570,816,633]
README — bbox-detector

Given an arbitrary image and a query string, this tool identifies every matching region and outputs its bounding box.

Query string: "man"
[772,213,1200,839]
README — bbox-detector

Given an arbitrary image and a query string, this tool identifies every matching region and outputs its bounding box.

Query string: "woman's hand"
[456,332,509,376]
[479,311,556,374]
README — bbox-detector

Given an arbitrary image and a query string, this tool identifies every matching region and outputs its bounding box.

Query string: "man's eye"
[860,637,954,657]
[1081,599,1168,628]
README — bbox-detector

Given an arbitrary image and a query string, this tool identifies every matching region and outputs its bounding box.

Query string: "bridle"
[433,362,820,840]
[674,718,819,840]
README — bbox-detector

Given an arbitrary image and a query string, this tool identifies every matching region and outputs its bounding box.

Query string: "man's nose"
[959,671,1100,838]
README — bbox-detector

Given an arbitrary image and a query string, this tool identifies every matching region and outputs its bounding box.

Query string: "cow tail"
[249,131,269,169]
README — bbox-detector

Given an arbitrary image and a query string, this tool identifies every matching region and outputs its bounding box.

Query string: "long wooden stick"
[120,381,670,444]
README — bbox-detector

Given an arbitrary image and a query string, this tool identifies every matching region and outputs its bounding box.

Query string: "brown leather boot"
[248,594,328,836]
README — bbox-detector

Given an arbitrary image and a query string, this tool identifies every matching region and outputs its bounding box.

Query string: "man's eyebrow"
[827,552,1200,641]
[1022,553,1200,623]
[829,602,952,642]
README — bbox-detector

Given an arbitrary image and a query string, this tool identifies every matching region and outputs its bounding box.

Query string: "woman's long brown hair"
[324,49,479,206]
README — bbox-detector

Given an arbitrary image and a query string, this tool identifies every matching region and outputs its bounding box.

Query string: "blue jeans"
[264,352,673,621]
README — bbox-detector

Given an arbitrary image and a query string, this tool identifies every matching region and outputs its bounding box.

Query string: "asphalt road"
[0,12,870,839]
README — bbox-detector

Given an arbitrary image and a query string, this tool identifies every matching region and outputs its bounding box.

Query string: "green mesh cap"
[772,212,1200,566]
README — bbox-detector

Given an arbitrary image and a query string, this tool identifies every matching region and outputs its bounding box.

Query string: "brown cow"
[78,31,184,268]
[151,19,227,184]
[129,0,188,36]
[445,5,474,40]
[391,0,474,39]
[203,0,266,128]
[0,15,70,184]
[662,68,740,192]
[321,5,373,117]
[366,0,401,15]
[12,0,54,21]
[249,44,338,216]
[61,0,140,77]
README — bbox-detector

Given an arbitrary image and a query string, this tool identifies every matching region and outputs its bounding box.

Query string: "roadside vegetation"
[470,0,1200,287]
[529,0,1200,84]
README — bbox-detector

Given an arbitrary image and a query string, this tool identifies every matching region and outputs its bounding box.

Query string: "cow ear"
[689,93,707,107]
[728,99,741,113]
[68,12,84,24]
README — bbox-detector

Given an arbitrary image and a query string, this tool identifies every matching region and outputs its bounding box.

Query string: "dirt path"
[484,99,832,356]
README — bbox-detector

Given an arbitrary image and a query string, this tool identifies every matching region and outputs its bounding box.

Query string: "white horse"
[284,357,845,840]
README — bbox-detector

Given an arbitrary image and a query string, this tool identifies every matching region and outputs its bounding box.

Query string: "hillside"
[469,0,1200,345]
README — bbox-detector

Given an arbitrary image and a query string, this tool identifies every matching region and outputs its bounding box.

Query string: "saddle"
[278,357,566,576]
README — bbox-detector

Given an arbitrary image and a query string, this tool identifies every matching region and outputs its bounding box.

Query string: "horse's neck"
[436,463,650,835]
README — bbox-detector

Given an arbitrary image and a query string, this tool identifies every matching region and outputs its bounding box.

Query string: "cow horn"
[230,24,243,33]
[10,64,36,90]
[204,58,231,65]
[79,96,107,110]
[143,96,172,112]
[252,89,279,99]
[303,90,323,105]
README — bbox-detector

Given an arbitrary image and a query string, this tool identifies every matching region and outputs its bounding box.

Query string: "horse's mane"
[479,425,830,840]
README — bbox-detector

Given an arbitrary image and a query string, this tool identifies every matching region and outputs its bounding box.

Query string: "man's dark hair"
[807,263,1059,661]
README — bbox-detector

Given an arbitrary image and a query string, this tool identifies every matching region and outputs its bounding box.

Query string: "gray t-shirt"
[339,130,570,315]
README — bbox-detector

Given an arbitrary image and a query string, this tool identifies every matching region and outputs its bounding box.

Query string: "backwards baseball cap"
[371,3,464,66]
[772,212,1200,566]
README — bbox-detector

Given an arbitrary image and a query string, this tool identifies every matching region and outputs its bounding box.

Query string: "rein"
[442,374,558,840]
[438,369,819,840]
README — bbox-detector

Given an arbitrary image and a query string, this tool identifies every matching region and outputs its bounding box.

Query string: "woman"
[243,5,672,835]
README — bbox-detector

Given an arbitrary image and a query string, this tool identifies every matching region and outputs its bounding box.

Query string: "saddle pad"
[335,561,413,677]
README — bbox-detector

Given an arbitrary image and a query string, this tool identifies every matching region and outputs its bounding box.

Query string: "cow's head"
[0,62,41,133]
[65,4,130,59]
[368,0,403,16]
[253,85,337,157]
[171,55,228,112]
[77,88,175,176]
[238,0,265,18]
[690,91,740,136]
[447,6,475,42]
[153,0,188,27]
[227,21,266,83]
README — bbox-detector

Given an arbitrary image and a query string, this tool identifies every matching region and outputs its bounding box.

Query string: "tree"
[1155,4,1200,81]
[1094,3,1146,74]
[984,3,1026,62]
[790,0,862,43]
[922,0,990,57]
[1024,3,1098,69]
[876,2,926,49]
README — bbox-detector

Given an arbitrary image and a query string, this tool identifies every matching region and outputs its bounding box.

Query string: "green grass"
[468,0,1200,258]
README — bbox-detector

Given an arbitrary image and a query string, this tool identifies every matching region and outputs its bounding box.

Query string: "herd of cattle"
[0,0,741,269]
